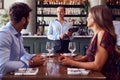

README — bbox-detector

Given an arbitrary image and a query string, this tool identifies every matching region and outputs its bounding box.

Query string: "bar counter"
[22,35,92,38]
[22,35,92,55]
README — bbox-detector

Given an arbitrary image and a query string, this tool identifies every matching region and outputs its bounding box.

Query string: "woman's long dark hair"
[89,5,120,55]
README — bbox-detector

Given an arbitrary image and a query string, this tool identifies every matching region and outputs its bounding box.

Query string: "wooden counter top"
[2,54,106,80]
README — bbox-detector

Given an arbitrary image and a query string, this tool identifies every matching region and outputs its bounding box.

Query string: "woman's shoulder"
[98,30,105,36]
[98,31,115,47]
[97,31,113,46]
[97,30,105,41]
[98,31,111,39]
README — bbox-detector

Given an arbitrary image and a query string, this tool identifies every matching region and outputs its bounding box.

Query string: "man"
[0,2,45,78]
[47,6,73,53]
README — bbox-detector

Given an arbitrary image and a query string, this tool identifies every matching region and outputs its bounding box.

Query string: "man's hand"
[29,54,45,67]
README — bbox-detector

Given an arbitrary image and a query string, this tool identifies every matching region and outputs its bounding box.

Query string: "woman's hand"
[73,55,87,62]
[58,54,74,66]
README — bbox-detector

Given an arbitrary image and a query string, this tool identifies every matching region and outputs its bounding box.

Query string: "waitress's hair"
[89,5,120,55]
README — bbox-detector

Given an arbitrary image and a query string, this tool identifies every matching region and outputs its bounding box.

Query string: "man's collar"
[15,33,21,38]
[6,22,21,38]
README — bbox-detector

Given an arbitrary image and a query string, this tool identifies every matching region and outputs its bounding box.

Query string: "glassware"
[68,42,76,56]
[46,41,53,59]
[45,59,59,76]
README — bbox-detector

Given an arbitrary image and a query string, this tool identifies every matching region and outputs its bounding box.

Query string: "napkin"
[41,53,54,57]
[63,53,77,56]
[14,68,39,75]
[67,68,90,75]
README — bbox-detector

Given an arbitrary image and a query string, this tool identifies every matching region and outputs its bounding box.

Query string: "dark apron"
[53,39,70,53]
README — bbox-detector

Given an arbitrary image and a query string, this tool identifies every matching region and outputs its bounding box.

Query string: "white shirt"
[47,19,73,40]
[0,22,35,77]
[113,20,120,46]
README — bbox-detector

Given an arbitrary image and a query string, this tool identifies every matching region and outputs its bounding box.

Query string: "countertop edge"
[23,35,92,38]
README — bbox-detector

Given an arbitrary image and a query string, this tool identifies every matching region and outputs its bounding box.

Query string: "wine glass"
[68,42,76,56]
[46,41,53,59]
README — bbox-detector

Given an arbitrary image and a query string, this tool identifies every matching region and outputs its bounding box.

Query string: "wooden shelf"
[107,4,120,20]
[36,0,89,33]
[107,4,120,9]
[37,14,87,17]
[37,4,85,8]
[37,24,87,26]
[113,15,120,18]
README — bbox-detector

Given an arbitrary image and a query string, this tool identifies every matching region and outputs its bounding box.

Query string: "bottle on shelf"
[37,26,44,35]
[41,19,46,25]
[36,0,89,35]
[69,18,75,26]
[37,19,46,35]
[37,0,44,5]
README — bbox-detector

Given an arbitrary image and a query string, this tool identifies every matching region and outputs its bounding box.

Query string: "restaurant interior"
[0,0,120,80]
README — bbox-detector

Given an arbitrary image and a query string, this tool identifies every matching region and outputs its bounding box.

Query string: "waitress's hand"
[66,30,73,36]
[60,34,69,39]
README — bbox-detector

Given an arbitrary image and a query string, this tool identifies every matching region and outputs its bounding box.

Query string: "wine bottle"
[41,19,46,25]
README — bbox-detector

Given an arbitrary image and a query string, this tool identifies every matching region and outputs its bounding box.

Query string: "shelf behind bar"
[37,4,85,8]
[107,4,120,9]
[37,24,87,27]
[114,15,120,18]
[37,14,87,17]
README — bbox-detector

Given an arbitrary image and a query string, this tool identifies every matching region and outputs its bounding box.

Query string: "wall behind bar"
[1,0,36,35]
[88,0,105,7]
[1,0,104,35]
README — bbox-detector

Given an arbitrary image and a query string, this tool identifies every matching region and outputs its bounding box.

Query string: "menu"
[14,68,39,75]
[67,68,90,75]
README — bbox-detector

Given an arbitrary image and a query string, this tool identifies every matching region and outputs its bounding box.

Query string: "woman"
[59,5,119,80]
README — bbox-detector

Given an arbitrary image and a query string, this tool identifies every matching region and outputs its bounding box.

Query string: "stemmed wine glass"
[68,42,76,56]
[46,41,53,59]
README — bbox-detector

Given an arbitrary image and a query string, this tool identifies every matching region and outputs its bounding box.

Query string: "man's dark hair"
[9,2,32,23]
[57,6,66,12]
